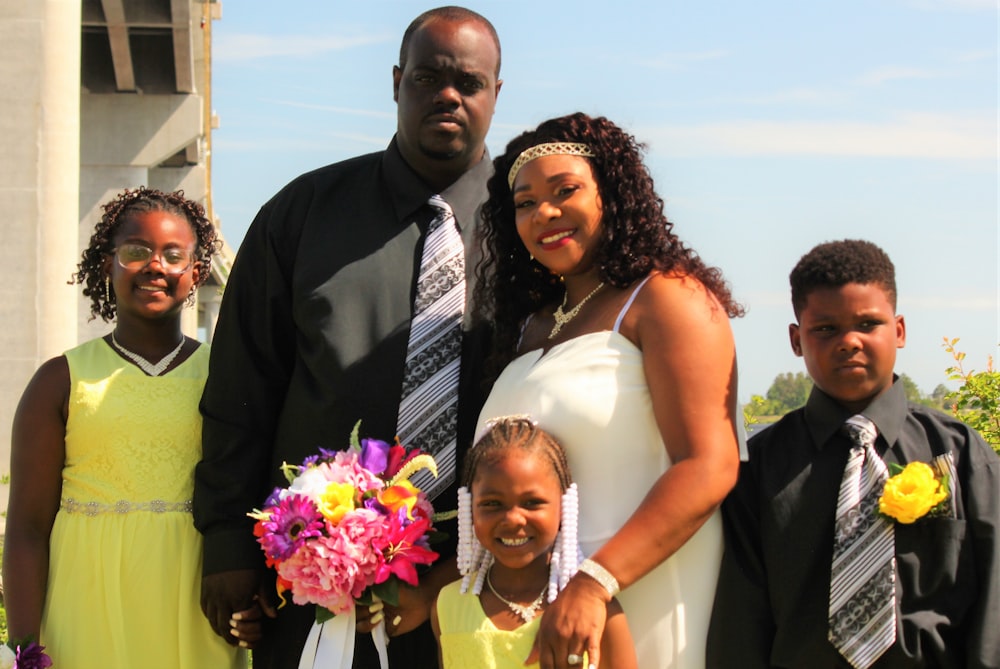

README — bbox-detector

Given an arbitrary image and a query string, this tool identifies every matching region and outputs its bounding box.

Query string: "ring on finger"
[567,653,583,666]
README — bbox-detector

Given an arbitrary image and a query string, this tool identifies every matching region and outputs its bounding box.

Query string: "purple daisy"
[259,494,324,561]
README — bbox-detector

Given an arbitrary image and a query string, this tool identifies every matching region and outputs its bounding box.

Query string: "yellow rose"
[317,482,356,524]
[878,461,948,524]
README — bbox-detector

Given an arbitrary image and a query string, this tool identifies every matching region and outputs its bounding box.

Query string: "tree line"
[745,339,998,454]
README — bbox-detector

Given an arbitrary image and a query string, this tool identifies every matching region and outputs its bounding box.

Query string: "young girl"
[3,188,244,668]
[431,416,636,669]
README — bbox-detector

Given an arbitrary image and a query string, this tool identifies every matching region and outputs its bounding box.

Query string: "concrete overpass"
[0,0,227,523]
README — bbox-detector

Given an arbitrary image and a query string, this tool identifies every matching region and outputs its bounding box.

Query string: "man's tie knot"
[843,414,878,450]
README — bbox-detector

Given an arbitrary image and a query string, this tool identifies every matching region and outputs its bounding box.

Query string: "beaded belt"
[61,497,193,516]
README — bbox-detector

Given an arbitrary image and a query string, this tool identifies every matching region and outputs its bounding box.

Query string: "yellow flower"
[878,462,948,524]
[317,482,356,525]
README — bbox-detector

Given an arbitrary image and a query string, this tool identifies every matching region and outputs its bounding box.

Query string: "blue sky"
[208,0,998,403]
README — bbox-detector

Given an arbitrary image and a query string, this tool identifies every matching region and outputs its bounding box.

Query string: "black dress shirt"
[707,378,1000,669]
[193,138,493,669]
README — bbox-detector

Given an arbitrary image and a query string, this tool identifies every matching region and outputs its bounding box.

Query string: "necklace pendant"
[547,281,605,340]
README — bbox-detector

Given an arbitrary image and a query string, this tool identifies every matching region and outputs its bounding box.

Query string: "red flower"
[374,509,439,586]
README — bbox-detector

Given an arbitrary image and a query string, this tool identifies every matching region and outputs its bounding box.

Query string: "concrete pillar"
[0,0,81,525]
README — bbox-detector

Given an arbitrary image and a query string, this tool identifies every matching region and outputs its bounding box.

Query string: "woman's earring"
[185,287,197,307]
[104,277,112,303]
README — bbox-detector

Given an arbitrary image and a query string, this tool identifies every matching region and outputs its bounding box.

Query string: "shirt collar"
[805,375,906,449]
[381,136,493,229]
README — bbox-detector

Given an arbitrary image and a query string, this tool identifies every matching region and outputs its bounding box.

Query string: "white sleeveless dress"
[476,278,723,668]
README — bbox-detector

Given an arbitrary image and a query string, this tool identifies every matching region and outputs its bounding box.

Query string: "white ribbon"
[296,606,389,669]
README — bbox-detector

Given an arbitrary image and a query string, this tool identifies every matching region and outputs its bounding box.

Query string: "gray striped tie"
[397,195,464,500]
[829,414,896,668]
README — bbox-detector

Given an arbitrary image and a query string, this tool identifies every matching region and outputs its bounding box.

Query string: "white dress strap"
[613,275,654,333]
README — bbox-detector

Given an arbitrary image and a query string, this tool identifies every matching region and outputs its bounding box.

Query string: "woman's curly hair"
[475,112,743,375]
[72,187,221,322]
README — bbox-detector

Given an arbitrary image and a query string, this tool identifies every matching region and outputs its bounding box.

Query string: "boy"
[707,239,999,668]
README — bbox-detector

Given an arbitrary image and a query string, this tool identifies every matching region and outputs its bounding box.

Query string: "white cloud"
[905,0,999,10]
[215,33,391,62]
[855,66,949,86]
[259,99,395,120]
[636,50,729,70]
[639,112,996,159]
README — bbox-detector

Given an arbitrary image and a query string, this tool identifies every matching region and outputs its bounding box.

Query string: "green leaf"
[350,420,362,452]
[887,462,905,476]
[315,606,336,624]
[372,579,400,606]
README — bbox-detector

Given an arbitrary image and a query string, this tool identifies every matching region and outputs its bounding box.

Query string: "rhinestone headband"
[507,142,595,188]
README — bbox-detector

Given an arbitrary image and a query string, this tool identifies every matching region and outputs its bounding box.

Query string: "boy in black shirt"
[708,239,999,668]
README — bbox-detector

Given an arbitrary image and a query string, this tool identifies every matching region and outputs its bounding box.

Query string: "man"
[193,7,503,668]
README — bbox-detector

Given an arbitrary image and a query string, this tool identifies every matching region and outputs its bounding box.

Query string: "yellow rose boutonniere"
[878,461,949,524]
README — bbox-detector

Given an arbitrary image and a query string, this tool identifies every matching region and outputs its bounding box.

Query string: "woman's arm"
[590,273,740,585]
[534,273,741,669]
[3,356,69,641]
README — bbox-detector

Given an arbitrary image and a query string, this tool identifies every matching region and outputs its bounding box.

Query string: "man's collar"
[805,375,906,449]
[382,137,493,227]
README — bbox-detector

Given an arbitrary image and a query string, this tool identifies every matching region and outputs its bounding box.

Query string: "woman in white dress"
[473,113,745,669]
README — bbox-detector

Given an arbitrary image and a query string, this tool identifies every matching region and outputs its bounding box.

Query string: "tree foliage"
[762,372,813,414]
[943,338,1000,453]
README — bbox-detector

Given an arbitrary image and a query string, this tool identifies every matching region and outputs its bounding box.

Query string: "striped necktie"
[396,195,465,500]
[829,414,897,669]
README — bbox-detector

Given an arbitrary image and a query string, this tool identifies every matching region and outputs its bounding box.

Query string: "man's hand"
[201,569,274,645]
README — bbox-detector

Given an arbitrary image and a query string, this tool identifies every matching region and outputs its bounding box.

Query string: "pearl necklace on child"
[110,330,185,377]
[548,282,605,340]
[486,567,547,624]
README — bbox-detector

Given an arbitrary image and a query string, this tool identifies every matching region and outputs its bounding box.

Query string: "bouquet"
[249,423,440,669]
[0,638,52,669]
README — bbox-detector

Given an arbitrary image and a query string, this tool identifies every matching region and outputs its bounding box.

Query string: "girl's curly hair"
[71,187,221,322]
[475,112,743,376]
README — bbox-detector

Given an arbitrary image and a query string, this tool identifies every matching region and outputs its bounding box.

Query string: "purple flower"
[14,641,52,669]
[359,438,392,476]
[300,447,339,469]
[258,494,324,561]
[263,486,284,509]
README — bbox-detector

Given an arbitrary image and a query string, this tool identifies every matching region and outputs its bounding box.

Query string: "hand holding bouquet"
[249,423,441,668]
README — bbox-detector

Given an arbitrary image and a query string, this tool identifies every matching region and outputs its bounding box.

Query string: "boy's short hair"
[790,239,897,319]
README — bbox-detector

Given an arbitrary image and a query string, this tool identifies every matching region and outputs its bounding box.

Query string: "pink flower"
[277,508,387,614]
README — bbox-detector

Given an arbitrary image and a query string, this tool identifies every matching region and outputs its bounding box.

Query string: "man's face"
[393,18,501,185]
[789,282,905,413]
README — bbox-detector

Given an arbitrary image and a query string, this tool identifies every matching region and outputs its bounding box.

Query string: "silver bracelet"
[577,558,620,597]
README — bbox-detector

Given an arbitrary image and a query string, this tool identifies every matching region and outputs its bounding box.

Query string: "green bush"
[943,338,1000,454]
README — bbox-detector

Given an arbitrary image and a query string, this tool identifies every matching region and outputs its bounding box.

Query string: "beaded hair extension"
[457,416,582,601]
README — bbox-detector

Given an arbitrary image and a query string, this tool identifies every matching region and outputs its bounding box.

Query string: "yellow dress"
[436,580,541,669]
[40,338,244,669]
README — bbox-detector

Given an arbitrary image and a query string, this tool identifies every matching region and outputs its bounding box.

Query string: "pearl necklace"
[548,281,605,340]
[486,567,547,624]
[110,331,185,377]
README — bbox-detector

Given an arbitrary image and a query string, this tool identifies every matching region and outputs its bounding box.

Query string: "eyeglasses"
[114,243,195,275]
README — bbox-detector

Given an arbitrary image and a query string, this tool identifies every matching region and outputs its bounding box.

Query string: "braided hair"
[71,187,220,322]
[462,416,572,492]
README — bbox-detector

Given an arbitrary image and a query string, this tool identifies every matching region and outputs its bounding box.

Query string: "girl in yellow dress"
[4,188,245,668]
[431,416,636,669]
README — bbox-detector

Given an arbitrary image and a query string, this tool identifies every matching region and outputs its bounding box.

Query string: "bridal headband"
[507,142,595,189]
